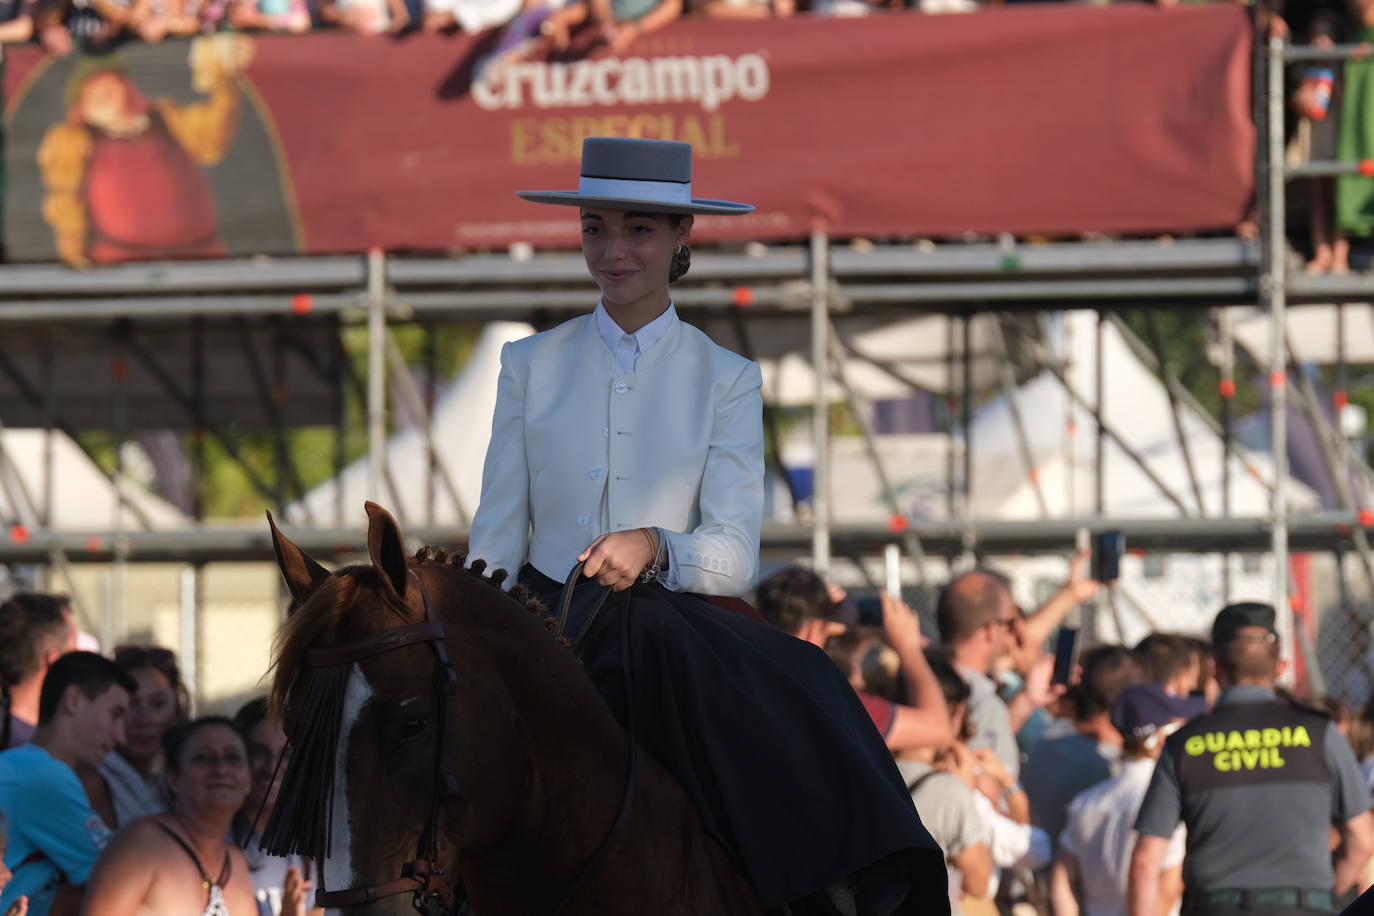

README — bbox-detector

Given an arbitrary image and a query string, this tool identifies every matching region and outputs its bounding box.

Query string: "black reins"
[548,562,640,916]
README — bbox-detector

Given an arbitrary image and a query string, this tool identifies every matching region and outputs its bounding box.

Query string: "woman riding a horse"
[466,136,948,916]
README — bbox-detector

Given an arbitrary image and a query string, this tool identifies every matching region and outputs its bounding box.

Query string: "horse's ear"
[267,511,330,607]
[364,501,409,601]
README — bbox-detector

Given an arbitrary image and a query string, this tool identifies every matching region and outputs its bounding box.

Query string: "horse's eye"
[399,717,427,745]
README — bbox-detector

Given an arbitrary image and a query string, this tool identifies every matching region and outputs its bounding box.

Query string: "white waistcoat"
[467,310,764,597]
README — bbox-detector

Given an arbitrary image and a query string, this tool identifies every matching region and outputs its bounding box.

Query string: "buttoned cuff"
[658,529,681,590]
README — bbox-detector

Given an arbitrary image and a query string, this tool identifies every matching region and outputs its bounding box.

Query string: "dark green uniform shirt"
[1135,684,1371,893]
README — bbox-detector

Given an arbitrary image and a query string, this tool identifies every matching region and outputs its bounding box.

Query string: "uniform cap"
[1211,601,1278,649]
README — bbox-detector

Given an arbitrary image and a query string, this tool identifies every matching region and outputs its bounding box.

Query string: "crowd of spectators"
[2,553,1372,916]
[0,0,1258,74]
[0,591,314,916]
[0,0,798,64]
[755,554,1374,916]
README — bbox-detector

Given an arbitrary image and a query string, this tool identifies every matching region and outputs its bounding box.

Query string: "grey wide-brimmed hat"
[517,137,754,216]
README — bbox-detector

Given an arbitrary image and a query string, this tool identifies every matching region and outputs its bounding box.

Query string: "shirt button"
[589,468,604,480]
[614,382,629,394]
[577,514,590,526]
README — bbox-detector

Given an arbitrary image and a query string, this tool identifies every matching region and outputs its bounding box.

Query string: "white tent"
[696,314,1014,406]
[783,310,1311,524]
[959,311,1306,520]
[1228,303,1374,366]
[0,428,186,531]
[289,321,533,527]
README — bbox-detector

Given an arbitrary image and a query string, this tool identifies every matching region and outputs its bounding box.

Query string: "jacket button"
[602,427,610,438]
[614,382,630,394]
[589,468,604,480]
[577,514,590,526]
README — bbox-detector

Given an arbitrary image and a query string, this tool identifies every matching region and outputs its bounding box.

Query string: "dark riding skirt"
[520,566,949,916]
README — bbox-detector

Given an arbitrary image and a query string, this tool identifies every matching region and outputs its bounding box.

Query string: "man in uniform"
[1128,602,1374,916]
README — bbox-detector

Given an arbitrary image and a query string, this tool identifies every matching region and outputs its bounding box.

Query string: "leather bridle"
[306,565,639,916]
[308,571,460,915]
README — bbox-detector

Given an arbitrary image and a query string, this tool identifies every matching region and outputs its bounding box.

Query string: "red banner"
[2,4,1254,265]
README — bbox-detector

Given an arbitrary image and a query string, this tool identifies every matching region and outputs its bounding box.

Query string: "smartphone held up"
[1090,530,1124,583]
[847,545,904,629]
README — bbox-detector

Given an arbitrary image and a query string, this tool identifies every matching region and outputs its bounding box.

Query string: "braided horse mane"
[260,506,562,860]
[267,547,556,717]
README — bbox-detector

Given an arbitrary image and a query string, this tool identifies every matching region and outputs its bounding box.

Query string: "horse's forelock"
[262,567,386,861]
[268,570,363,720]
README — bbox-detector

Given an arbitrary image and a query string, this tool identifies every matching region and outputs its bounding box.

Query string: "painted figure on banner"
[35,34,253,267]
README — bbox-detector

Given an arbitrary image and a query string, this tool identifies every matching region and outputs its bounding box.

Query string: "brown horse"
[262,502,762,915]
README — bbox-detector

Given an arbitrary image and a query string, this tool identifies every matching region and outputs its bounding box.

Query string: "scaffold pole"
[810,229,831,575]
[366,248,388,504]
[1267,33,1294,680]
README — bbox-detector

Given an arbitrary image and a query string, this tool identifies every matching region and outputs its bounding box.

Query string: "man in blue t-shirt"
[0,652,134,916]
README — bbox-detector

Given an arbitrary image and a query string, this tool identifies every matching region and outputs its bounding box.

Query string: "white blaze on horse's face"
[324,663,373,911]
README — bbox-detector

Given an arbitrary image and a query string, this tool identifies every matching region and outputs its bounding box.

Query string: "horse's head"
[262,502,520,916]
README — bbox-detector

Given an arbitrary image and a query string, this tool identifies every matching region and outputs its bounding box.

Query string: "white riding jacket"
[467,307,764,597]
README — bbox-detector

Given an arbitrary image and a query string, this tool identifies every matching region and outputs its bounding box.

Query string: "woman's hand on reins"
[579,530,655,590]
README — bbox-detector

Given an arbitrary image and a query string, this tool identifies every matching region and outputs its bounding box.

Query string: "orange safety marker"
[887,514,907,532]
[1219,378,1236,400]
[1027,469,1040,485]
[85,535,103,552]
[1336,390,1349,409]
[1360,508,1374,528]
[1361,159,1374,177]
[731,287,754,307]
[1269,370,1286,390]
[1290,594,1304,612]
[291,294,313,315]
[9,525,28,543]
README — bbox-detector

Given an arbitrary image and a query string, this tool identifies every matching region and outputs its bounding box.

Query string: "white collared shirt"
[592,300,681,587]
[1059,757,1186,916]
[593,301,676,376]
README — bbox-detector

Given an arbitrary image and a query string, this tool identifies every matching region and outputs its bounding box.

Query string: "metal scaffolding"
[3,20,1374,696]
[0,235,1286,559]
